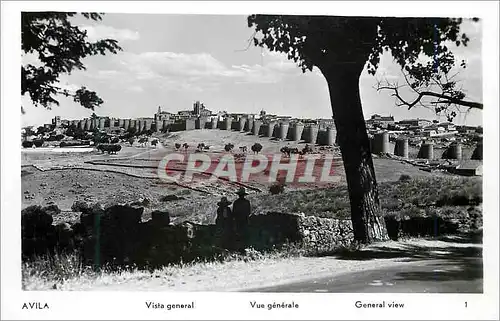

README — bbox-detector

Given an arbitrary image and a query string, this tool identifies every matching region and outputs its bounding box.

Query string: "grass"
[154,175,481,225]
[22,244,309,291]
[247,176,482,220]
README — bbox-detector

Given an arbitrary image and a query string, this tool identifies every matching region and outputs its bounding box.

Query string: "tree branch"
[416,91,483,109]
[376,78,483,110]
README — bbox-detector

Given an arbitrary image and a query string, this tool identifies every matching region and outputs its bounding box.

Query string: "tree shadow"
[436,230,483,244]
[305,232,483,291]
[322,232,482,262]
[394,258,483,283]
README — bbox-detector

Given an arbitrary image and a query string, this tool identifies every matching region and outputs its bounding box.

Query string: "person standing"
[232,187,251,252]
[215,196,233,249]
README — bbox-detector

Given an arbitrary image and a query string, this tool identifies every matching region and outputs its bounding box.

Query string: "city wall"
[61,115,481,161]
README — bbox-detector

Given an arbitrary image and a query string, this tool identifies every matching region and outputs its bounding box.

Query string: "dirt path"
[26,237,481,292]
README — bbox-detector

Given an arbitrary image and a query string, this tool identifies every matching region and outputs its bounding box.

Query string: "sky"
[21,14,483,127]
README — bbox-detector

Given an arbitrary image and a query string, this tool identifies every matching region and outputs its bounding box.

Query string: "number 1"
[465,302,468,308]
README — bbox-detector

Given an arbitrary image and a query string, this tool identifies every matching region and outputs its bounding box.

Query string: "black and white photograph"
[1,1,498,320]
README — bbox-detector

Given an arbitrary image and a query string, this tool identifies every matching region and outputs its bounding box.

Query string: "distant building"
[457,125,478,134]
[317,119,336,129]
[438,122,456,131]
[172,101,213,121]
[52,116,61,127]
[366,114,395,128]
[155,106,173,122]
[192,101,211,117]
[398,118,432,128]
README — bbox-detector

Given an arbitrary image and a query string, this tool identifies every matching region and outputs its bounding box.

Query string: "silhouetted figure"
[215,197,234,249]
[232,187,251,252]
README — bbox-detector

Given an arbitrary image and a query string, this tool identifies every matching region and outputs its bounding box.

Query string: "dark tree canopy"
[248,15,479,244]
[21,12,122,111]
[248,15,480,120]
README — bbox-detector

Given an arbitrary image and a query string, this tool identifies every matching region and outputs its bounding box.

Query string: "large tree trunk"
[322,62,388,244]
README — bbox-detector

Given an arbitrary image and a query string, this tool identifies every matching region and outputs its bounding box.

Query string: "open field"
[22,129,480,225]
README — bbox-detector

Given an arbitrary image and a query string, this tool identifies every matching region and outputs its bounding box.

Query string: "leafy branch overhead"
[21,12,122,110]
[248,16,481,121]
[248,15,480,244]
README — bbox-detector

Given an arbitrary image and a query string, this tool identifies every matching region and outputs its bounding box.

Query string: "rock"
[71,200,92,213]
[55,222,74,250]
[71,222,86,236]
[160,195,185,202]
[21,205,54,239]
[103,204,143,227]
[130,197,150,207]
[21,205,57,258]
[91,203,105,214]
[79,203,105,228]
[151,210,170,226]
[42,204,61,216]
[24,190,30,194]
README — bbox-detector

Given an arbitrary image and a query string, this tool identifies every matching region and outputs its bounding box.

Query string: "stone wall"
[21,203,354,268]
[21,201,479,269]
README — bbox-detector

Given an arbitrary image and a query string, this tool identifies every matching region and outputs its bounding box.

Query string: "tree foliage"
[248,15,479,243]
[248,16,479,120]
[21,12,122,111]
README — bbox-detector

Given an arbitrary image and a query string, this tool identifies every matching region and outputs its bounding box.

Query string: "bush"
[251,143,263,154]
[399,174,412,182]
[22,141,34,148]
[224,143,235,152]
[33,139,44,147]
[97,144,122,154]
[160,195,185,202]
[269,183,285,195]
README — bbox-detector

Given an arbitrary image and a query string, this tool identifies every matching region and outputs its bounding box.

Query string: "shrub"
[97,144,122,154]
[399,174,412,182]
[251,143,263,154]
[224,143,235,152]
[160,195,185,202]
[269,183,285,195]
[22,141,34,148]
[33,139,44,147]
